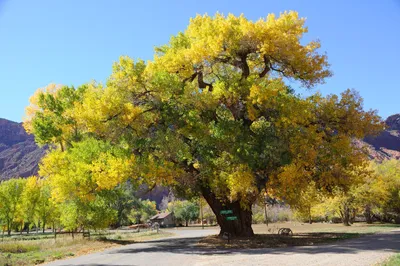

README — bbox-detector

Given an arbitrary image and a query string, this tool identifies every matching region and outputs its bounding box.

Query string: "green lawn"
[0,230,173,266]
[381,254,400,266]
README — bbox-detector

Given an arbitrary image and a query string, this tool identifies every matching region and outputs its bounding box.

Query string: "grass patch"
[381,253,400,266]
[252,222,400,235]
[0,242,40,253]
[0,230,173,266]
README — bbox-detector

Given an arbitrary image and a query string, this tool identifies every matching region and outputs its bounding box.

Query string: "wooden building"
[150,212,175,228]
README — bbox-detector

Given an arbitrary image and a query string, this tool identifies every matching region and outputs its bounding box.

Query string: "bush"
[277,211,291,222]
[252,212,265,224]
[268,205,293,222]
[252,203,293,223]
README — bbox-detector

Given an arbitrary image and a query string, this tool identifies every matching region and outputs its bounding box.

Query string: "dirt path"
[46,229,400,266]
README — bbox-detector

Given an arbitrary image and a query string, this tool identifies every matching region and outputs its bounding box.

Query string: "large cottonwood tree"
[25,12,382,236]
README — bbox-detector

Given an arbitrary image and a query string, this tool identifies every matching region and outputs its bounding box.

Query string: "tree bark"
[341,205,351,226]
[200,199,204,229]
[264,204,268,227]
[364,205,373,224]
[201,188,254,237]
[7,220,11,236]
[350,208,356,224]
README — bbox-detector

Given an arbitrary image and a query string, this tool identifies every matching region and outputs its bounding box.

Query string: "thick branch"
[259,56,271,78]
[197,71,213,92]
[182,71,213,92]
[240,54,250,80]
[101,111,123,123]
[216,55,249,79]
[270,65,288,77]
[143,182,157,194]
[255,172,269,191]
[183,73,197,83]
[133,90,155,98]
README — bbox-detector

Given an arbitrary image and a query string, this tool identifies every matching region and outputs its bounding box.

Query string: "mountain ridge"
[361,113,400,161]
[0,118,46,181]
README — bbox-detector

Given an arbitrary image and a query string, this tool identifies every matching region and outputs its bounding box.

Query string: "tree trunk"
[364,205,373,224]
[7,220,11,236]
[350,209,356,224]
[341,205,351,226]
[200,199,204,229]
[185,220,188,227]
[264,204,268,226]
[202,189,254,237]
[308,207,312,224]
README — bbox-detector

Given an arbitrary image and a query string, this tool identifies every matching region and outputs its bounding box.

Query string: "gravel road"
[45,228,400,266]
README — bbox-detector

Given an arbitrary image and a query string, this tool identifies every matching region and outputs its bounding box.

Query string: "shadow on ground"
[74,265,136,266]
[97,239,137,245]
[105,231,400,256]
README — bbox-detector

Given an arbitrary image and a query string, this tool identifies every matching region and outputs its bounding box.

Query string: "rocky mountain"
[0,119,46,181]
[361,114,400,161]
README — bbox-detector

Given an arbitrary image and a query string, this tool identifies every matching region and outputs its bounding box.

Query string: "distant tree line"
[0,177,218,235]
[252,160,400,225]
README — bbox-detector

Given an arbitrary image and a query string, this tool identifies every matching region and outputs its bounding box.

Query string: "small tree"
[313,189,356,226]
[291,182,321,224]
[0,179,26,235]
[35,180,59,233]
[129,200,157,224]
[172,200,200,227]
[21,176,41,234]
[370,160,400,222]
[110,182,140,227]
[159,191,175,211]
[59,195,117,233]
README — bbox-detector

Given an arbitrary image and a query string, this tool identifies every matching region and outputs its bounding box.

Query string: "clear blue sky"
[0,0,399,122]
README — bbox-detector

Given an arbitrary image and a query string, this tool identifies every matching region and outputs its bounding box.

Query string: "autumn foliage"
[19,11,386,236]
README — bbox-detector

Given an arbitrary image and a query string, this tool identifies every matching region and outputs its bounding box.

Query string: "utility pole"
[264,203,268,227]
[264,192,269,227]
[200,197,204,229]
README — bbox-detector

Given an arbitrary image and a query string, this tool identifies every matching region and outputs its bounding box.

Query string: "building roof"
[150,212,171,220]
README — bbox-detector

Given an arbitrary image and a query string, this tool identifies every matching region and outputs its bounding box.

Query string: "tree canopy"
[24,11,383,236]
